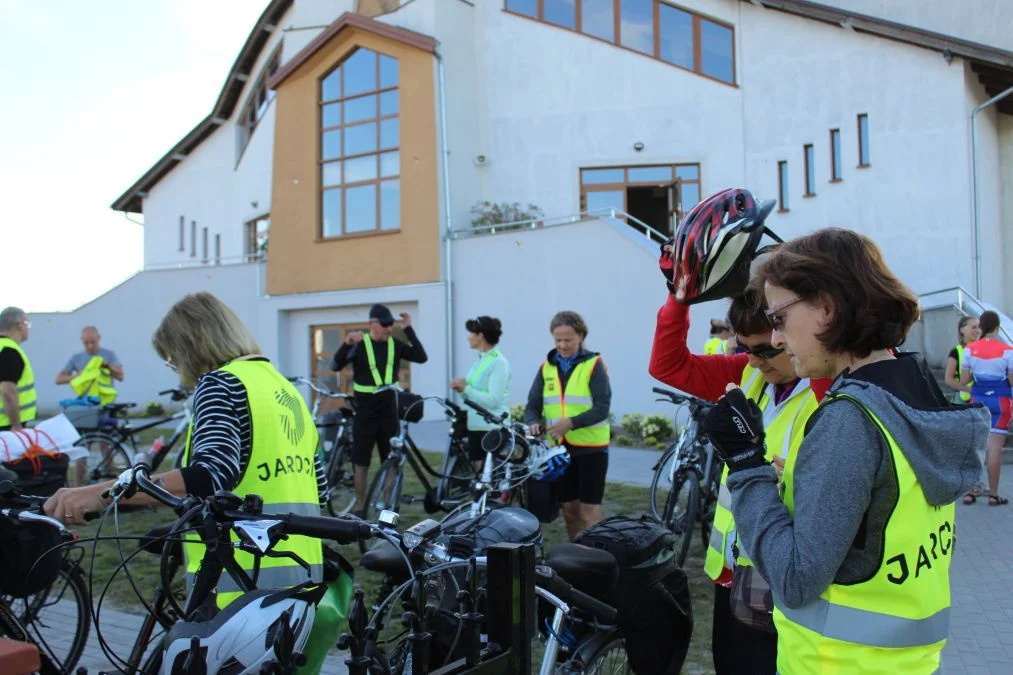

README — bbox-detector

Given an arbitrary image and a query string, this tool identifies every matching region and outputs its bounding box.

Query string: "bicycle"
[355,510,630,674]
[66,387,193,484]
[287,376,357,516]
[649,386,721,567]
[0,479,91,674]
[96,464,374,674]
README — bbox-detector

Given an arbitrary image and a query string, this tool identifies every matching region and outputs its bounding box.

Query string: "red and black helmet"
[666,188,779,305]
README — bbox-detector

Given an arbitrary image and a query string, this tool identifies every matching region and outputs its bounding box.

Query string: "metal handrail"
[449,207,669,244]
[918,286,1013,345]
[143,255,266,271]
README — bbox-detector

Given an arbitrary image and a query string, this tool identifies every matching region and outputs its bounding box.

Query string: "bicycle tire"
[325,439,356,516]
[359,461,403,554]
[2,559,90,674]
[648,445,678,521]
[663,468,701,568]
[72,432,133,484]
[435,443,474,507]
[580,634,633,674]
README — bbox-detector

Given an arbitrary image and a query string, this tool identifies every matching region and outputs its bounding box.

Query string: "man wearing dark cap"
[331,304,428,511]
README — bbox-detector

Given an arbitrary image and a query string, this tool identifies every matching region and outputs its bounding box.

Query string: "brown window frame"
[237,44,283,163]
[777,160,789,213]
[857,113,871,168]
[503,0,736,86]
[309,322,412,413]
[579,162,701,236]
[190,220,197,258]
[245,214,270,262]
[318,48,401,240]
[829,128,842,182]
[803,144,815,197]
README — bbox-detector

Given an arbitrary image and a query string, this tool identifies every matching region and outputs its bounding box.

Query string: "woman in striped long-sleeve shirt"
[46,292,327,522]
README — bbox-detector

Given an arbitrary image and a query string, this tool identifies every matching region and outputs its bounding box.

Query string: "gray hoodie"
[726,356,988,609]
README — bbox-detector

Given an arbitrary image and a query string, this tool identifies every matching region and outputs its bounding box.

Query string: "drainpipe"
[971,83,1013,299]
[436,49,455,397]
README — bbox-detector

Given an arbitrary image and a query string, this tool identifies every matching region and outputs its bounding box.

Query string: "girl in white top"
[450,316,511,471]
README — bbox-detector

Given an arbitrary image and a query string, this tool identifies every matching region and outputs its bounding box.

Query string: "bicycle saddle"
[103,402,137,414]
[360,543,410,582]
[545,543,619,601]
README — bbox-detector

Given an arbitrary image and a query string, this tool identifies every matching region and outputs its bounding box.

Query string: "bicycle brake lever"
[262,548,312,576]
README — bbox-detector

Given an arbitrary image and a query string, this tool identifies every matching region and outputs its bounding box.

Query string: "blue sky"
[0,0,267,312]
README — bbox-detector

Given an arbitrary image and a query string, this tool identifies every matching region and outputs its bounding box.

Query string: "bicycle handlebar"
[158,387,193,402]
[462,399,510,426]
[282,513,373,544]
[286,377,351,399]
[652,386,713,412]
[535,567,617,624]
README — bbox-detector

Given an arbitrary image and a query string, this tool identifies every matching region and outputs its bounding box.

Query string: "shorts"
[555,450,608,505]
[351,409,400,467]
[974,394,1012,434]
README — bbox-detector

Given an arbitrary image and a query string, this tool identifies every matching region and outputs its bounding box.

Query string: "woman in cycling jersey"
[450,316,511,471]
[945,316,980,402]
[960,310,1011,506]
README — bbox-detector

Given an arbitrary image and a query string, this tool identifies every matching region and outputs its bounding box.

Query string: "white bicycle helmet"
[529,444,571,482]
[161,586,317,674]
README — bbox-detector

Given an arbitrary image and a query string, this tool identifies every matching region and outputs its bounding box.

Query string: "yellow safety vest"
[542,357,610,448]
[182,360,322,609]
[954,343,971,403]
[353,337,394,394]
[704,337,725,355]
[70,355,118,405]
[0,337,37,427]
[703,367,818,580]
[775,393,952,674]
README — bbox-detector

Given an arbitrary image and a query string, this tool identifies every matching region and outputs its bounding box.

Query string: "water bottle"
[135,436,164,467]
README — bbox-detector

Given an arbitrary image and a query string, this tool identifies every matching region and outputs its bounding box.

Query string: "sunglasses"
[765,297,804,330]
[736,340,785,360]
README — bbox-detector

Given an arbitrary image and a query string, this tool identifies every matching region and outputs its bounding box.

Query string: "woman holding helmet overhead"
[652,187,828,675]
[703,228,986,674]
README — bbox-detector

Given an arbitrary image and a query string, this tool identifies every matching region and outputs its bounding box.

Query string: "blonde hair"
[152,292,260,387]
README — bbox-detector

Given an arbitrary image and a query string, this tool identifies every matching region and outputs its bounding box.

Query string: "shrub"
[620,413,644,439]
[470,201,544,231]
[144,401,166,418]
[641,414,675,443]
[509,403,526,423]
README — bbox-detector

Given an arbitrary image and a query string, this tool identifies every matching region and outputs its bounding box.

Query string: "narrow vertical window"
[778,161,789,212]
[214,234,221,265]
[830,129,842,181]
[190,221,197,257]
[803,144,815,196]
[858,114,870,167]
[202,227,209,263]
[178,216,185,251]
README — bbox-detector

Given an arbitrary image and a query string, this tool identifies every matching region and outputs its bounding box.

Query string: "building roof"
[112,0,1013,214]
[110,0,293,213]
[749,0,1013,114]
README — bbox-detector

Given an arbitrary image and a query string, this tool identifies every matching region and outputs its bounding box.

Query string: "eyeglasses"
[765,297,804,330]
[164,358,178,373]
[21,319,31,329]
[736,340,785,360]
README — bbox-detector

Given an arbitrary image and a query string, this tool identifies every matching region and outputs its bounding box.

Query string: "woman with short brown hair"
[703,228,987,673]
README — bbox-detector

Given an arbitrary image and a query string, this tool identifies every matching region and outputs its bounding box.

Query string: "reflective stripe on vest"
[466,350,500,388]
[70,355,118,405]
[774,393,952,673]
[955,343,971,403]
[354,337,395,394]
[182,360,322,609]
[0,337,36,426]
[704,368,819,579]
[542,357,610,447]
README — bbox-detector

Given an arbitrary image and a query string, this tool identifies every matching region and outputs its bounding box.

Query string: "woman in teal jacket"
[450,316,511,471]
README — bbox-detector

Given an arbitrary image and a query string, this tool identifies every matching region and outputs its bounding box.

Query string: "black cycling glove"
[703,388,767,473]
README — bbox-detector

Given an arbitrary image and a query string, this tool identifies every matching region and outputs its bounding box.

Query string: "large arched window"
[320,48,400,238]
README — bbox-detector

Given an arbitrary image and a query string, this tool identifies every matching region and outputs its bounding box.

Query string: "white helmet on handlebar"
[160,586,317,674]
[530,445,571,482]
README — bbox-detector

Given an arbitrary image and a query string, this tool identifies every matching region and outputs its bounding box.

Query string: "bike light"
[402,518,442,551]
[378,510,400,528]
[402,531,422,550]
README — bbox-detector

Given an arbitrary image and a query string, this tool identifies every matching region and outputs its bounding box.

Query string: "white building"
[27,0,1013,420]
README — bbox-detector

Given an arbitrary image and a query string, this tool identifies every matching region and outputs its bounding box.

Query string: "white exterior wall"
[813,0,1013,52]
[1001,115,1013,303]
[739,3,981,300]
[27,264,262,414]
[477,1,743,221]
[452,219,730,418]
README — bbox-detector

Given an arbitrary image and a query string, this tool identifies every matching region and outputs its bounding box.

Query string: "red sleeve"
[648,294,749,402]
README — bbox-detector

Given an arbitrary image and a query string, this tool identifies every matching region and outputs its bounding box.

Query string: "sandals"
[989,494,1009,506]
[963,492,977,505]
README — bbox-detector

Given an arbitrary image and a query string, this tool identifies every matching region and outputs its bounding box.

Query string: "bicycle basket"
[0,516,64,598]
[398,391,425,423]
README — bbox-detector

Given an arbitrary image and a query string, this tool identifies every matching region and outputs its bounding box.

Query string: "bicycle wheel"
[663,469,701,568]
[648,446,678,521]
[325,438,356,516]
[72,432,132,484]
[359,461,403,554]
[4,559,91,674]
[581,635,633,674]
[435,441,475,507]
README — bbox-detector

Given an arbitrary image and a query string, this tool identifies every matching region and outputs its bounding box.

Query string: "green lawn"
[73,437,716,673]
